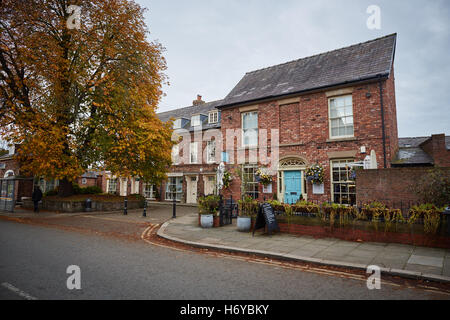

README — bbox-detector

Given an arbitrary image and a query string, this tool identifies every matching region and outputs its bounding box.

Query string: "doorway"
[284,171,302,204]
[186,176,198,204]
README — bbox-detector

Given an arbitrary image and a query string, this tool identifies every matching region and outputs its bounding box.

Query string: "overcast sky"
[139,0,450,137]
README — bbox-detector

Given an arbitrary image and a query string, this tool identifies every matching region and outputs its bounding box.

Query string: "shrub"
[198,195,221,215]
[238,196,258,218]
[413,167,450,207]
[44,188,58,197]
[72,183,102,195]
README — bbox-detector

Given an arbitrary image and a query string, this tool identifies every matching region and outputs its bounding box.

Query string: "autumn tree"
[0,0,174,196]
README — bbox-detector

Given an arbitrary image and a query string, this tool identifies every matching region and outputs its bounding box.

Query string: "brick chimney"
[192,94,205,106]
[420,134,450,167]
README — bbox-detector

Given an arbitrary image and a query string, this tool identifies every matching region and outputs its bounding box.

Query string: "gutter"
[378,75,387,168]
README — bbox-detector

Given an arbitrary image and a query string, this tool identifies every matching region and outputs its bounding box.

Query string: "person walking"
[32,186,43,213]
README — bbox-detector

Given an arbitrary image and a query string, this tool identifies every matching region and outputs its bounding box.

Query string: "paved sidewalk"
[1,203,197,225]
[158,214,450,283]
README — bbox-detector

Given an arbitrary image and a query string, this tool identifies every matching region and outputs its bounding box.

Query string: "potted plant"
[237,196,258,232]
[198,195,220,228]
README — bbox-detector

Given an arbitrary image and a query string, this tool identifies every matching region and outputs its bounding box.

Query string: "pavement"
[158,214,450,284]
[0,203,196,241]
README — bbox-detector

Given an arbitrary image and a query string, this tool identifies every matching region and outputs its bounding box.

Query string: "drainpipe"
[378,76,387,168]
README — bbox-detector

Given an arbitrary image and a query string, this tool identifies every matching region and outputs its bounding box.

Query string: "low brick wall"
[23,199,144,213]
[276,216,450,249]
[356,167,450,207]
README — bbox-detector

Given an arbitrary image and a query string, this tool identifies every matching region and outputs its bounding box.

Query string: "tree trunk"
[58,178,74,197]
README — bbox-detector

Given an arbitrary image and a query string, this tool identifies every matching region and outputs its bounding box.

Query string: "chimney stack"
[192,94,205,106]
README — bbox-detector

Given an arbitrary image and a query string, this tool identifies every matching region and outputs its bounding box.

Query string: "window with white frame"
[190,142,198,164]
[173,119,182,129]
[206,140,216,164]
[191,115,201,127]
[107,178,118,194]
[242,111,258,147]
[81,178,87,185]
[241,164,259,199]
[329,95,354,138]
[36,178,59,193]
[208,111,218,124]
[331,159,356,205]
[172,145,180,165]
[143,183,157,199]
[165,177,183,201]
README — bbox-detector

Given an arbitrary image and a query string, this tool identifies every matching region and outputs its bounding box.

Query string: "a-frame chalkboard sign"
[252,202,280,236]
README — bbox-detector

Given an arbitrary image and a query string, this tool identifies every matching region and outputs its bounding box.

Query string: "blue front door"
[284,171,302,204]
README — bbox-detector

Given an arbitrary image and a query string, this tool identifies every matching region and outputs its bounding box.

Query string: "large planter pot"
[237,216,252,232]
[200,214,214,228]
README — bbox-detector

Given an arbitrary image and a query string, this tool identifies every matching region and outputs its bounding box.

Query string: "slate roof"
[81,171,99,178]
[393,137,434,166]
[0,153,12,160]
[157,100,223,131]
[219,34,397,108]
[398,137,430,148]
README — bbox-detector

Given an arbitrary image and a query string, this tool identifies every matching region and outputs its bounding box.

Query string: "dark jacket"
[32,188,43,202]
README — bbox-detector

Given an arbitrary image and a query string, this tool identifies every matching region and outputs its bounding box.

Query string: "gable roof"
[219,34,397,108]
[157,100,223,131]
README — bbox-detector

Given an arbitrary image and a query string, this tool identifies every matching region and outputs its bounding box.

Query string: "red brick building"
[214,34,399,205]
[155,96,223,203]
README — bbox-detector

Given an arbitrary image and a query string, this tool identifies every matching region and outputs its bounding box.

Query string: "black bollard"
[143,200,147,217]
[172,197,176,219]
[124,197,128,215]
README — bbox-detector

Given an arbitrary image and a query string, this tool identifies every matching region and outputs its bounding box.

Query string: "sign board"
[253,203,280,236]
[312,183,324,194]
[263,183,272,194]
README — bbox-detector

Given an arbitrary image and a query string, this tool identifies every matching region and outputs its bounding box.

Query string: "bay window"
[165,177,183,201]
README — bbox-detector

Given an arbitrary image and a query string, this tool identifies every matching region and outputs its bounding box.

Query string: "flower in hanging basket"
[349,168,357,181]
[255,167,273,186]
[305,164,324,184]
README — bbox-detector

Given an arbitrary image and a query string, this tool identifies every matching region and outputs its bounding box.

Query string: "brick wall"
[356,167,450,207]
[219,74,398,203]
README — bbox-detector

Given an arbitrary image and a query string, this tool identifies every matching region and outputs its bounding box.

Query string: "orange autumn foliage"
[0,0,174,190]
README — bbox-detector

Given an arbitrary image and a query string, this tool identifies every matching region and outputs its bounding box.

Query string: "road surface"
[0,220,448,300]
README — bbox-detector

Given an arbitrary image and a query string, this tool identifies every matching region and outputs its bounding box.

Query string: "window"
[242,111,258,147]
[107,178,118,194]
[173,119,182,129]
[191,115,201,127]
[206,140,216,164]
[208,111,218,124]
[165,177,183,201]
[81,178,87,185]
[331,159,356,205]
[172,145,180,165]
[143,183,157,199]
[329,95,354,138]
[37,178,59,193]
[241,164,259,199]
[190,142,198,164]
